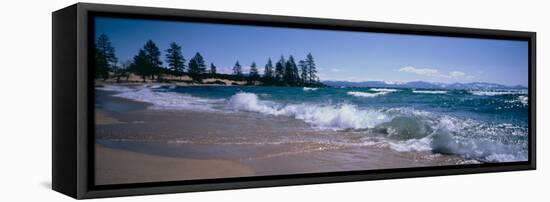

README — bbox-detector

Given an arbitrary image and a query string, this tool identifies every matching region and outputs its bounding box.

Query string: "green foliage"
[305,53,318,85]
[299,60,308,85]
[143,40,163,80]
[130,40,163,81]
[283,55,299,86]
[131,49,149,81]
[95,33,118,80]
[98,37,322,87]
[188,52,207,81]
[233,61,243,77]
[210,63,217,75]
[275,56,285,83]
[249,62,259,80]
[165,42,186,76]
[263,58,274,80]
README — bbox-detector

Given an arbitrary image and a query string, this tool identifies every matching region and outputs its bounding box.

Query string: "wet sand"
[95,89,466,185]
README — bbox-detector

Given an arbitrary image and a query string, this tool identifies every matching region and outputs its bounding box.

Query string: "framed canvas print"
[52,3,536,199]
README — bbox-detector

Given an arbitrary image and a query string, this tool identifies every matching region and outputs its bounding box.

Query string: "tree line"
[95,33,322,87]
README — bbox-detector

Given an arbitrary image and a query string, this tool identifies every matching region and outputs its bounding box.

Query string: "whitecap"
[370,88,399,92]
[228,92,390,130]
[303,87,319,91]
[469,90,527,96]
[412,90,447,94]
[347,91,388,98]
[98,85,223,111]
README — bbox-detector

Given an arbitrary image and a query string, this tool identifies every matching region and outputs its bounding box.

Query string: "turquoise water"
[99,85,529,163]
[168,86,528,125]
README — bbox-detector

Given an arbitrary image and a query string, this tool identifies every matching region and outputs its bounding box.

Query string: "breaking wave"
[97,85,223,111]
[303,87,319,91]
[469,90,527,96]
[412,90,447,94]
[97,86,528,163]
[347,91,389,98]
[227,92,528,162]
[228,92,390,130]
[370,88,399,92]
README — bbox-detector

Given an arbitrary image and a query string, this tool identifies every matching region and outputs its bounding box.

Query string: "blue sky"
[95,17,528,86]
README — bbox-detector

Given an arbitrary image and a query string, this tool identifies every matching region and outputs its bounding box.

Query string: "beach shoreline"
[95,75,249,87]
[94,87,481,185]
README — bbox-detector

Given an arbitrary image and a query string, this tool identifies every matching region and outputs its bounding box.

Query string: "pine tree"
[299,59,308,85]
[306,53,318,85]
[142,40,162,80]
[165,42,186,77]
[188,52,206,81]
[233,61,243,77]
[210,63,217,76]
[131,49,149,82]
[275,56,285,83]
[249,62,259,80]
[95,33,118,80]
[284,55,299,85]
[263,58,274,80]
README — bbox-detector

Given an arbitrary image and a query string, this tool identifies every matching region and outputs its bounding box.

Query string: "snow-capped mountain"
[322,80,526,90]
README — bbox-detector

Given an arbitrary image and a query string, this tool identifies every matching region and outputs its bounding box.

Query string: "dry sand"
[95,144,254,185]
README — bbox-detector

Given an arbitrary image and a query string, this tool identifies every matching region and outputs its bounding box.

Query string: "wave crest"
[228,92,389,130]
[370,88,399,92]
[469,90,527,96]
[98,86,528,163]
[412,90,447,94]
[347,91,388,98]
[303,87,319,91]
[98,85,222,111]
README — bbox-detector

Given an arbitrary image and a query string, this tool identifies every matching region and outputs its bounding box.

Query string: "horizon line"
[320,79,527,87]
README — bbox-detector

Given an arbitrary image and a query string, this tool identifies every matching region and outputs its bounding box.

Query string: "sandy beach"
[94,88,474,185]
[95,144,254,185]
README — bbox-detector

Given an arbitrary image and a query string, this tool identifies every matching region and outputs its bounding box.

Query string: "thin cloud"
[450,71,465,77]
[398,66,440,76]
[398,66,472,79]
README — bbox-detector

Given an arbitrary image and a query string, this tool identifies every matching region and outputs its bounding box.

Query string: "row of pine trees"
[95,33,322,87]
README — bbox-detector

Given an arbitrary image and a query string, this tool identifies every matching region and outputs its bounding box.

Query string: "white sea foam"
[370,88,399,92]
[303,87,318,91]
[98,85,223,111]
[412,90,447,94]
[504,95,529,107]
[226,93,528,162]
[469,90,527,96]
[347,91,389,98]
[234,92,528,163]
[518,95,528,105]
[368,112,528,162]
[428,117,528,162]
[388,136,432,152]
[97,86,528,163]
[483,153,525,162]
[228,92,390,130]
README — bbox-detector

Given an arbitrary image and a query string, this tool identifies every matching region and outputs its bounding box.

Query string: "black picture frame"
[52,3,536,199]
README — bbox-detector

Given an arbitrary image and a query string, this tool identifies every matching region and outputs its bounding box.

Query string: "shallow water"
[96,84,529,163]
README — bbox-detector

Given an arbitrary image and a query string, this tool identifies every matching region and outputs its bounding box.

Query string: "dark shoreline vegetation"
[95,33,324,87]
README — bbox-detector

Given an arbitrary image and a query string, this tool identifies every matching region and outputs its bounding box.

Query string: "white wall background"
[0,0,547,201]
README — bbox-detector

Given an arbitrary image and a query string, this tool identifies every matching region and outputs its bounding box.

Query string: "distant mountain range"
[322,80,527,90]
